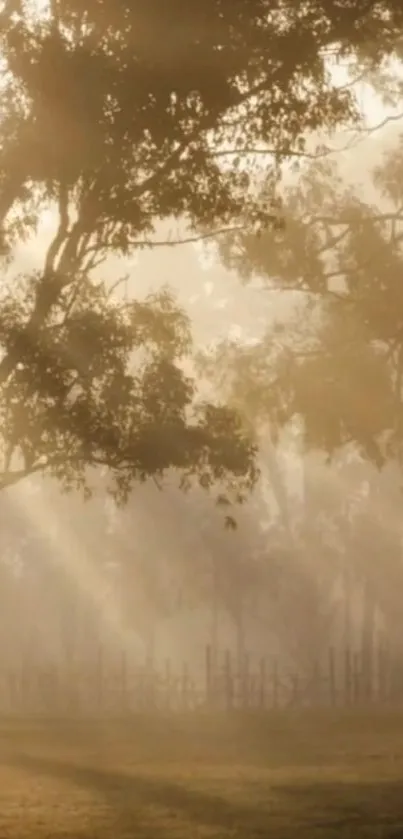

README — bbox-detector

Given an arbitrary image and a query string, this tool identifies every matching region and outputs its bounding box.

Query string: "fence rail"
[0,645,402,716]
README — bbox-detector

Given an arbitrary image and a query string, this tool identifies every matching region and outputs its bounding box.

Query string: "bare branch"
[0,461,46,491]
[317,226,351,254]
[304,209,403,228]
[262,279,347,303]
[129,225,244,249]
[79,224,245,260]
[349,110,403,138]
[212,144,341,161]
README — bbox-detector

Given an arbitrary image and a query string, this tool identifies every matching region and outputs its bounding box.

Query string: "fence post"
[384,647,390,703]
[344,647,352,706]
[120,650,127,714]
[259,657,266,709]
[97,644,104,715]
[21,658,28,715]
[224,650,233,710]
[312,659,320,707]
[205,645,213,709]
[272,656,279,709]
[164,658,172,711]
[181,661,189,710]
[353,651,360,705]
[147,658,157,711]
[378,645,389,705]
[241,653,250,709]
[291,672,299,707]
[328,647,336,707]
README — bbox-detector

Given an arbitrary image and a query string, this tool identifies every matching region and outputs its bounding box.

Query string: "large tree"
[0,1,402,499]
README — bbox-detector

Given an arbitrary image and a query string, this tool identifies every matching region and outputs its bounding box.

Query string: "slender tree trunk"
[343,557,352,651]
[235,605,245,674]
[262,439,291,533]
[145,621,156,669]
[361,576,376,701]
[211,556,219,669]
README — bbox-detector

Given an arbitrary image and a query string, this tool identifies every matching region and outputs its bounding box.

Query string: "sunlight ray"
[11,481,146,662]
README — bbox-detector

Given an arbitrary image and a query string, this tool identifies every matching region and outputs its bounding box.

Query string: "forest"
[1,0,403,712]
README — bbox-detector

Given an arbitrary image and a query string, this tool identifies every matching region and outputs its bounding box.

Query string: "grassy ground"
[0,710,403,838]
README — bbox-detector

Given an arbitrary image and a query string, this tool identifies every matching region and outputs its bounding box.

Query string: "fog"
[1,45,403,714]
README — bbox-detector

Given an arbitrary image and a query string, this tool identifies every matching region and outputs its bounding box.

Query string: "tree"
[200,138,403,670]
[0,270,259,501]
[201,332,403,669]
[2,0,402,234]
[212,144,403,468]
[0,2,403,500]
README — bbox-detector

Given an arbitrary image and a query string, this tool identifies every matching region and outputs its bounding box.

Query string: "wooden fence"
[0,645,402,716]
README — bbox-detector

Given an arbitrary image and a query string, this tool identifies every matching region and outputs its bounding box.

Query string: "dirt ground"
[0,711,402,838]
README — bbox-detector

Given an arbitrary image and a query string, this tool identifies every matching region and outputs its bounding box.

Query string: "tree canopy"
[0,0,403,499]
[207,139,403,470]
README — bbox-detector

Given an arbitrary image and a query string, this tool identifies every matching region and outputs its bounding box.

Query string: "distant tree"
[213,144,403,468]
[200,140,403,667]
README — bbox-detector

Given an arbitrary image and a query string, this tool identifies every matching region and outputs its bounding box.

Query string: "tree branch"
[211,144,346,161]
[304,210,403,228]
[43,182,70,274]
[80,224,245,260]
[0,461,47,490]
[134,77,276,201]
[352,110,403,137]
[129,225,244,249]
[0,191,92,387]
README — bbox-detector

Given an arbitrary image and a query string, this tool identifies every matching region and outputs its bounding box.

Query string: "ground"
[0,711,403,838]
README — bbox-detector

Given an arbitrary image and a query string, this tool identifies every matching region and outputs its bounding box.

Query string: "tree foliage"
[0,1,402,498]
[210,143,403,468]
[3,0,401,246]
[0,267,259,499]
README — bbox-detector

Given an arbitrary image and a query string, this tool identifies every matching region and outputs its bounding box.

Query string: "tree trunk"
[361,576,376,702]
[210,555,220,668]
[262,439,291,533]
[235,605,245,675]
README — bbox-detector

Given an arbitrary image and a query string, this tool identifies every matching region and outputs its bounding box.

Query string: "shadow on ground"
[6,751,403,838]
